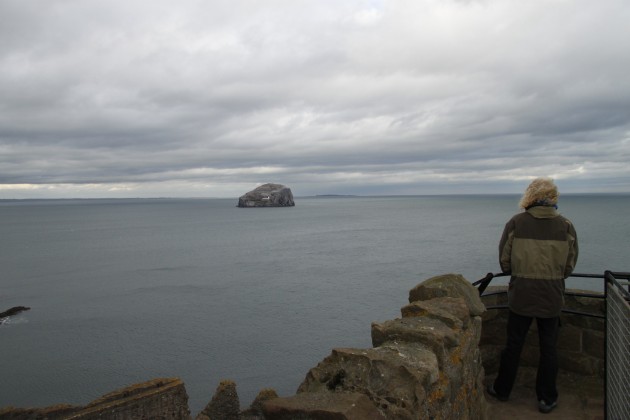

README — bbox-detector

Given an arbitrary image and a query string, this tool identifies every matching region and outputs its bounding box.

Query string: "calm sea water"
[1,194,628,413]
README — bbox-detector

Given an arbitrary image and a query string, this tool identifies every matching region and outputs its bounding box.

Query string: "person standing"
[487,177,579,414]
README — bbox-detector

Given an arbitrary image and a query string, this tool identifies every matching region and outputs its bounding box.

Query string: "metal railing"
[604,271,630,420]
[473,271,609,318]
[473,270,630,419]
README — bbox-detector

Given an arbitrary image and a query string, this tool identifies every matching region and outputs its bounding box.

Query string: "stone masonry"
[285,273,489,419]
[1,277,608,419]
[0,378,191,420]
[480,285,605,379]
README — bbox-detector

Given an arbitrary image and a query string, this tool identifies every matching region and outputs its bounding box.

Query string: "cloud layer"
[1,0,629,198]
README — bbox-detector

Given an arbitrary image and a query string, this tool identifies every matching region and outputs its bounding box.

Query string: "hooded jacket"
[499,206,579,318]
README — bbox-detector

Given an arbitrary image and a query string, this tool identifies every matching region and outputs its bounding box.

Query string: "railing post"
[474,272,495,296]
[604,270,609,420]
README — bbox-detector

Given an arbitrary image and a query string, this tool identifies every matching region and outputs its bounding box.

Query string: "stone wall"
[265,273,489,420]
[0,378,191,420]
[1,274,489,420]
[480,285,605,378]
[2,276,609,419]
[5,276,608,419]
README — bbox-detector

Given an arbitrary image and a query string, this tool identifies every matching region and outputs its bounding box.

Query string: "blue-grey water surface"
[1,195,628,414]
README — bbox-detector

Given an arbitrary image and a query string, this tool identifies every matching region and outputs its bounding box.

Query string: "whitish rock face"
[237,183,295,208]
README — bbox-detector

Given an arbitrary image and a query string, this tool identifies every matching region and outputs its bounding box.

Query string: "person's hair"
[519,177,559,209]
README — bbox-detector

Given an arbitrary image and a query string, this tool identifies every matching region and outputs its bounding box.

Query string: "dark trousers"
[493,311,560,403]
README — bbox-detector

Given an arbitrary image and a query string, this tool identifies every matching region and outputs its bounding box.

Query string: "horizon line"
[1,192,629,201]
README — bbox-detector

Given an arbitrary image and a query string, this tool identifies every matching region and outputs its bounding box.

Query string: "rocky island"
[237,184,295,208]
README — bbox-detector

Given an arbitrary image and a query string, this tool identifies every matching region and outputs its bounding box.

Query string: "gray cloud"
[1,0,629,198]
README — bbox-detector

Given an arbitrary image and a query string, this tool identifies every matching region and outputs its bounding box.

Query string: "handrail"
[482,304,605,319]
[474,271,630,318]
[472,271,628,294]
[605,271,630,299]
[471,272,509,295]
[474,270,630,318]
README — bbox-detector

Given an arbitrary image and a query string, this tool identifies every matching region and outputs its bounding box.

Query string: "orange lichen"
[450,346,462,365]
[427,372,449,404]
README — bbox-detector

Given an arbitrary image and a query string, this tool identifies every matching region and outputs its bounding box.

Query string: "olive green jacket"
[499,206,579,318]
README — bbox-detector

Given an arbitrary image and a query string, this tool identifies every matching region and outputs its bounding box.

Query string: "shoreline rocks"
[0,306,30,323]
[0,306,30,318]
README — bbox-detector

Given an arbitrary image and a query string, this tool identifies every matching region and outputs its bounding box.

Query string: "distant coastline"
[313,194,358,198]
[1,192,628,204]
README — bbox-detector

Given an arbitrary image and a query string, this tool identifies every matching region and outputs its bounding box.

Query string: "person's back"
[500,205,578,318]
[487,177,579,414]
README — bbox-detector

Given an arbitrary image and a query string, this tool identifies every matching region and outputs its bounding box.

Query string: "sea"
[1,194,628,414]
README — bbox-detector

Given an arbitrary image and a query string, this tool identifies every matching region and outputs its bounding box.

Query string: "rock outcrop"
[0,306,30,325]
[0,306,30,318]
[237,184,295,208]
[196,380,240,420]
[262,392,386,419]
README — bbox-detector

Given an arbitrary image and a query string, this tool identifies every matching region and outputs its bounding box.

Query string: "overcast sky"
[1,0,629,198]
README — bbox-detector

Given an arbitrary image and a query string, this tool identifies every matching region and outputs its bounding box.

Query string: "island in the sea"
[237,184,295,208]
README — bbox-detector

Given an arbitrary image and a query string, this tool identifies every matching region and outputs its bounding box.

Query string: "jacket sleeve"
[564,221,579,278]
[499,219,515,274]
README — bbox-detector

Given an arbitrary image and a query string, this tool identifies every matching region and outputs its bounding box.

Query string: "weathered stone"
[583,330,605,359]
[371,317,458,367]
[197,380,240,420]
[409,274,486,316]
[480,286,508,304]
[442,318,483,387]
[480,345,502,375]
[562,313,605,330]
[564,291,605,313]
[2,379,191,420]
[469,316,484,351]
[558,352,604,376]
[241,388,279,419]
[237,183,295,208]
[480,317,506,347]
[0,404,80,419]
[262,392,386,420]
[480,310,506,325]
[401,297,470,330]
[557,323,583,351]
[298,344,438,419]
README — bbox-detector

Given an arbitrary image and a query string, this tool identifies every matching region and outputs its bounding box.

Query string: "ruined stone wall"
[265,273,489,420]
[480,286,605,378]
[0,378,191,420]
[2,274,494,420]
[1,275,490,420]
